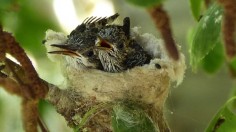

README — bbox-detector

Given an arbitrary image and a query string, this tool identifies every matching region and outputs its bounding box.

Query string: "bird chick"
[49,13,152,73]
[95,18,152,72]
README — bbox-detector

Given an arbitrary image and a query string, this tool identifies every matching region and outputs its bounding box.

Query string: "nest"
[44,27,186,131]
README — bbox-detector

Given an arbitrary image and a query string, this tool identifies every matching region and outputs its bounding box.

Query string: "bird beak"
[95,37,113,50]
[48,44,80,57]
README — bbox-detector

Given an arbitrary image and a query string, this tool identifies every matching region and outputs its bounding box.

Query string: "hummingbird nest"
[44,24,185,131]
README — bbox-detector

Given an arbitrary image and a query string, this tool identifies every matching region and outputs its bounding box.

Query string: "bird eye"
[86,50,94,57]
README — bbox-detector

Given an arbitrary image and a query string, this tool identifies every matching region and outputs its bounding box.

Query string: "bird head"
[47,14,122,71]
[94,25,131,72]
[47,13,150,72]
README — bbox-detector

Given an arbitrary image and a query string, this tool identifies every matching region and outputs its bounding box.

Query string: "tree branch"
[0,25,49,132]
[2,30,48,98]
[218,0,236,59]
[147,5,179,60]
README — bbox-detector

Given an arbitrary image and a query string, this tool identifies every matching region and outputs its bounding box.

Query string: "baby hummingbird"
[48,13,152,72]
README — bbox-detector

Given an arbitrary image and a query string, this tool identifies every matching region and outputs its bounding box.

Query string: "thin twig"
[0,65,7,78]
[147,5,179,60]
[5,58,33,99]
[5,59,24,85]
[38,116,49,132]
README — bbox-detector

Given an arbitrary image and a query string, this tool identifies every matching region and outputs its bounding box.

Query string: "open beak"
[95,37,113,50]
[48,44,80,57]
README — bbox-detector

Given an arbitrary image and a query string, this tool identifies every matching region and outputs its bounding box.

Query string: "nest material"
[44,28,186,131]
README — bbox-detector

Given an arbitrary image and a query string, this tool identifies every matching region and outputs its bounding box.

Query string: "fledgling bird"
[49,13,152,72]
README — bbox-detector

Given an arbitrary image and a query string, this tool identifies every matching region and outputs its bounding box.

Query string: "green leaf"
[189,0,203,20]
[125,0,164,7]
[0,0,18,20]
[112,104,158,132]
[206,97,236,132]
[2,1,59,58]
[190,3,223,71]
[201,40,224,73]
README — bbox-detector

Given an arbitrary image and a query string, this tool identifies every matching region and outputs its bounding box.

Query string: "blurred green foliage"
[0,0,59,58]
[0,98,3,129]
[125,0,164,7]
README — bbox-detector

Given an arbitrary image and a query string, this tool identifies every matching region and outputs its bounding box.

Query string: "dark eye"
[117,42,124,49]
[86,50,94,57]
[155,64,161,69]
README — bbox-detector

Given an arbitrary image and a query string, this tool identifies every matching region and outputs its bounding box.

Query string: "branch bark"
[0,26,49,132]
[218,0,236,59]
[147,5,179,61]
